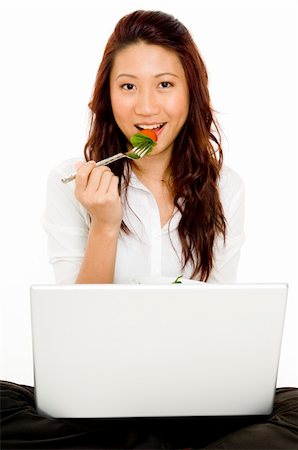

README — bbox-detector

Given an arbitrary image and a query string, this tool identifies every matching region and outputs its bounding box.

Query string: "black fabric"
[1,381,297,449]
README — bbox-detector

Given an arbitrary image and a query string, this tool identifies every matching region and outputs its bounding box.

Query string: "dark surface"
[1,381,297,449]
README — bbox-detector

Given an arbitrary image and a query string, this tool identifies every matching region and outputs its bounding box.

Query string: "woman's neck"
[132,164,173,192]
[131,156,175,228]
[131,151,172,184]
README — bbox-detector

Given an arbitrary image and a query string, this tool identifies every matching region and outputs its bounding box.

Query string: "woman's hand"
[74,161,123,232]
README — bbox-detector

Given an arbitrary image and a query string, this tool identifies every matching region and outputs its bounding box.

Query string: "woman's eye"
[122,83,135,90]
[159,81,172,89]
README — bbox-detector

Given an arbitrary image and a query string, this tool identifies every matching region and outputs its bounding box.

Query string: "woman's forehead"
[111,42,185,79]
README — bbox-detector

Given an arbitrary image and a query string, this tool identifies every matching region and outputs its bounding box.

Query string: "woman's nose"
[134,89,160,116]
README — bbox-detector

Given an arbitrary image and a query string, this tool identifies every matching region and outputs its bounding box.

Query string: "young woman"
[1,10,297,450]
[42,11,245,286]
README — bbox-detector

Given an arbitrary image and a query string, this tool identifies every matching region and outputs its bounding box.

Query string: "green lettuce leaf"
[130,133,157,149]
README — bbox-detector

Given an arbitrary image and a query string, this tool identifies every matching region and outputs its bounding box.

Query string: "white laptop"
[30,283,287,419]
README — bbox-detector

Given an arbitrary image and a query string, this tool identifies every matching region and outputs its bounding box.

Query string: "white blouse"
[42,158,245,284]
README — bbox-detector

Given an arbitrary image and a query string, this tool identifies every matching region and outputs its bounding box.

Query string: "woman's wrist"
[89,220,121,239]
[75,220,119,284]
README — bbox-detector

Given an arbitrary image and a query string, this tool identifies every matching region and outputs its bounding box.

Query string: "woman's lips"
[154,123,165,138]
[134,123,166,138]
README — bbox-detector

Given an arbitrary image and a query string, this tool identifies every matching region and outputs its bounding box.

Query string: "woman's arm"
[74,161,123,284]
[42,159,122,284]
[208,166,246,283]
[75,223,119,284]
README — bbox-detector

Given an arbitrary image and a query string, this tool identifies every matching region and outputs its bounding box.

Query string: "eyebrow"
[115,72,179,80]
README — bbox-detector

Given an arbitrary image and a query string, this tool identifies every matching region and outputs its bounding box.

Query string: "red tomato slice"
[139,129,157,142]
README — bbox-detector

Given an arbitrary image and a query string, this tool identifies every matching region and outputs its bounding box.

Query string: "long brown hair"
[84,10,226,281]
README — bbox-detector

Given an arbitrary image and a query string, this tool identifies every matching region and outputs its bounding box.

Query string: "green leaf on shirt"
[172,275,183,284]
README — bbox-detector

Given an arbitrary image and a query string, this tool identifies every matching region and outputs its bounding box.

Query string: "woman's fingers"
[75,161,96,192]
[74,161,122,229]
[75,161,120,202]
[75,161,85,170]
[75,162,114,194]
[96,170,115,195]
[85,166,112,193]
[108,175,120,197]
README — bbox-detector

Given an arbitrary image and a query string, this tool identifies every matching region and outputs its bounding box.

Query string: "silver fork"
[61,144,152,184]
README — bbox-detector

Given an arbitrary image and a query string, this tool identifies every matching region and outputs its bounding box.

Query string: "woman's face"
[110,42,189,158]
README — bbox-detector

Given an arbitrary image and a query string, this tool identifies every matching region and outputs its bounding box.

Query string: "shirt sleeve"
[42,160,90,284]
[208,166,246,283]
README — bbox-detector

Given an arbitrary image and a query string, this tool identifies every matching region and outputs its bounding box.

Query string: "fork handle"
[61,153,126,184]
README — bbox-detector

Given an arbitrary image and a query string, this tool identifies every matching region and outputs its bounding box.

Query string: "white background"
[1,0,297,387]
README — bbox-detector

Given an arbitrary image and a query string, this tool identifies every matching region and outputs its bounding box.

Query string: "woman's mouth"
[135,122,166,136]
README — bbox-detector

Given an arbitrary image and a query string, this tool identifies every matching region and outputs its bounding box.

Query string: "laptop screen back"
[30,283,287,418]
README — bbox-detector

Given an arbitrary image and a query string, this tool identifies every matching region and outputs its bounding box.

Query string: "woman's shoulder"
[44,157,90,224]
[218,164,244,195]
[219,164,244,188]
[45,157,85,209]
[48,157,84,179]
[46,157,84,194]
[218,164,245,211]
